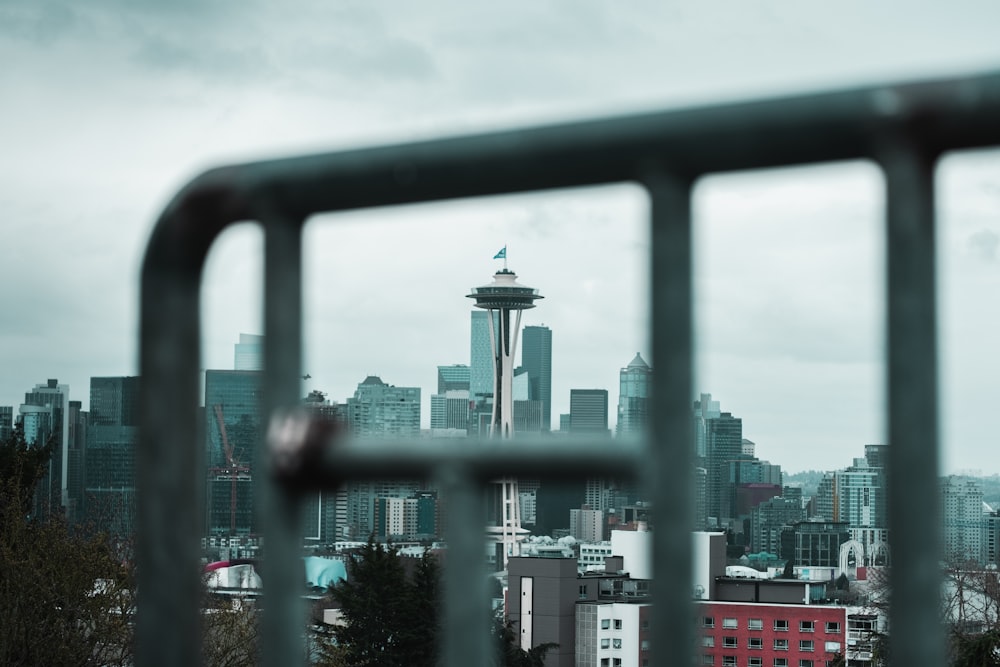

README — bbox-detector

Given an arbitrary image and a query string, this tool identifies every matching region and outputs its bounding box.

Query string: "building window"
[641,640,650,652]
[774,639,789,651]
[799,621,815,633]
[579,585,588,598]
[613,639,622,649]
[825,622,841,634]
[614,619,623,630]
[749,637,763,649]
[723,636,738,648]
[702,656,714,666]
[799,640,814,652]
[722,657,737,667]
[774,619,789,631]
[723,617,738,629]
[601,660,609,667]
[613,660,622,667]
[704,616,715,628]
[773,660,787,667]
[824,642,842,653]
[642,619,650,630]
[748,618,763,630]
[601,619,610,630]
[749,659,763,667]
[702,636,715,648]
[601,639,610,649]
[799,661,814,667]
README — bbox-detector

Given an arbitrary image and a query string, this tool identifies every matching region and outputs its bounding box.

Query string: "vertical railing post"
[138,212,209,667]
[439,464,491,667]
[260,213,306,666]
[881,138,944,667]
[644,165,696,665]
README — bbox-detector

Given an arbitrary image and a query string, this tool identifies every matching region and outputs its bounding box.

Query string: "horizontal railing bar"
[149,70,1000,245]
[271,432,644,487]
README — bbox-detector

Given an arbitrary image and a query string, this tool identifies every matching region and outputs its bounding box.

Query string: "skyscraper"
[469,311,499,402]
[234,333,263,371]
[569,389,609,433]
[19,379,71,518]
[521,325,552,431]
[85,376,141,534]
[616,352,651,436]
[205,370,262,535]
[704,410,742,525]
[436,364,471,394]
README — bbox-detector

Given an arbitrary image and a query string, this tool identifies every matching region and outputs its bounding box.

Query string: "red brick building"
[697,600,846,667]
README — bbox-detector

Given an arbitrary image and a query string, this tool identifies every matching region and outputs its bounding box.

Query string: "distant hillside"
[783,471,1000,509]
[783,470,826,499]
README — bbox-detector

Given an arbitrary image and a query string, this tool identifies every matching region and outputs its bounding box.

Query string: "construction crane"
[210,404,251,535]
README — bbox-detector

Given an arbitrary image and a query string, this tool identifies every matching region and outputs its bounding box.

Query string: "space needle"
[468,248,543,567]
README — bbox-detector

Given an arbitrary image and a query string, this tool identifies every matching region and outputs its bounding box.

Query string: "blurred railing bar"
[273,435,644,486]
[881,137,944,666]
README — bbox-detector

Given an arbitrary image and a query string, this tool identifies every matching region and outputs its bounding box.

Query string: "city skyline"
[3,2,1000,475]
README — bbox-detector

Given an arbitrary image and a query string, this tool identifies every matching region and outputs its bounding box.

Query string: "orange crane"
[210,404,251,534]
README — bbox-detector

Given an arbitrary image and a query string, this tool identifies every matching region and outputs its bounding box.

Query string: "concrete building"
[430,390,471,432]
[941,476,984,564]
[571,508,604,542]
[345,375,420,438]
[436,364,471,394]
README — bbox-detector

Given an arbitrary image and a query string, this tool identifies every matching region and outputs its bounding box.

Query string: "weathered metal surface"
[139,70,1000,666]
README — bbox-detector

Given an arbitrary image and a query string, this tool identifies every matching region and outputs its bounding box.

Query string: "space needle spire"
[468,250,543,567]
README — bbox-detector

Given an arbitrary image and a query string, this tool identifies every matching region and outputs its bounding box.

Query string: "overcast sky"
[3,1,1000,474]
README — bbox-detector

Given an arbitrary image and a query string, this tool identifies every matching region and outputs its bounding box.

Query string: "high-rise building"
[19,379,71,518]
[234,333,263,371]
[302,391,345,542]
[468,265,543,567]
[469,310,499,405]
[941,476,984,565]
[205,370,262,535]
[85,376,140,534]
[616,353,651,437]
[704,410,742,526]
[692,393,721,460]
[436,364,470,394]
[569,389,609,433]
[0,406,13,441]
[430,390,472,432]
[345,376,420,437]
[521,325,552,431]
[750,495,805,554]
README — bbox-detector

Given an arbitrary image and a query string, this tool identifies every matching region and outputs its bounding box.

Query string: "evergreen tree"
[329,536,428,667]
[0,424,134,665]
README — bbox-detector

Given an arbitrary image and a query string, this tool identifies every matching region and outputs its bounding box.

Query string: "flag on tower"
[493,246,507,259]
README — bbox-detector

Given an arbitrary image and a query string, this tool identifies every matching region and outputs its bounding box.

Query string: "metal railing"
[139,70,1000,666]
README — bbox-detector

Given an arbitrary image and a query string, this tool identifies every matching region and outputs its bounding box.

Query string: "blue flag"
[493,246,507,259]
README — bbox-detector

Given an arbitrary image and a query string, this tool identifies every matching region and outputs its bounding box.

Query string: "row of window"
[703,657,836,667]
[599,659,622,667]
[600,619,624,630]
[600,639,623,649]
[703,637,831,652]
[703,618,840,633]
